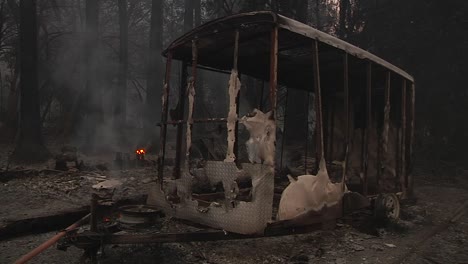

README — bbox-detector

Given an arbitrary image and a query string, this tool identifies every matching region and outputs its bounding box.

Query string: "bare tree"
[184,0,193,33]
[115,0,128,130]
[144,0,163,151]
[12,0,49,162]
[338,0,348,38]
[81,0,99,152]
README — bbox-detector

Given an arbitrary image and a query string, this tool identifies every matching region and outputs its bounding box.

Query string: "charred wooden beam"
[158,53,173,184]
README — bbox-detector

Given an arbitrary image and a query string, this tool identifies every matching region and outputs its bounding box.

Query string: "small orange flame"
[136,149,146,155]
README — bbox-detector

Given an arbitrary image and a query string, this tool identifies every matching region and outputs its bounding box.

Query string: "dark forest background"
[0,0,467,169]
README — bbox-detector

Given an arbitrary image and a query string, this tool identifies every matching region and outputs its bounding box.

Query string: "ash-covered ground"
[0,144,467,264]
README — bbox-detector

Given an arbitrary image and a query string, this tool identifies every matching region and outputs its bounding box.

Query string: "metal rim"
[375,193,401,221]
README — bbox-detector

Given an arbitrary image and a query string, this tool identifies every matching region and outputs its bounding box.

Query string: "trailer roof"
[163,11,414,86]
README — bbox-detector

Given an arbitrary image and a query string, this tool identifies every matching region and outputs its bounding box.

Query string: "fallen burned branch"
[0,207,89,240]
[0,195,147,240]
[13,213,90,264]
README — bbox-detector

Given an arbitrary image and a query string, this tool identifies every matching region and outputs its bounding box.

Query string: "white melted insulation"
[278,158,346,222]
[240,109,276,166]
[224,69,241,162]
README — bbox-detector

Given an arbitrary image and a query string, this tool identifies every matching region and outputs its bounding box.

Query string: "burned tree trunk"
[144,0,164,152]
[295,0,308,23]
[184,0,193,33]
[339,0,349,38]
[11,0,50,162]
[115,0,128,129]
[82,0,99,152]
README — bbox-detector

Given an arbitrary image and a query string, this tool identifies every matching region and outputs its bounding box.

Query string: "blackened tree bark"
[144,0,163,151]
[194,0,201,26]
[115,0,128,129]
[295,0,308,23]
[315,0,321,30]
[339,0,348,38]
[82,0,98,152]
[11,0,49,162]
[184,0,193,33]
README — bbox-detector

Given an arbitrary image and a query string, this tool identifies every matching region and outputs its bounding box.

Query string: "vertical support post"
[158,53,173,185]
[269,27,278,111]
[225,30,241,162]
[305,91,310,174]
[400,79,407,194]
[379,71,391,192]
[363,62,372,196]
[185,41,198,169]
[87,193,99,262]
[233,30,240,164]
[173,63,188,178]
[279,88,289,169]
[343,53,349,179]
[312,40,324,165]
[406,83,415,197]
[328,94,336,161]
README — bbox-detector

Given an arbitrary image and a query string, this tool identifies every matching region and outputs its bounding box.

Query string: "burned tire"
[374,193,401,221]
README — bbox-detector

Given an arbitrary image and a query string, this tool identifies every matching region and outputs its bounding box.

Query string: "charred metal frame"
[154,12,416,227]
[73,12,416,249]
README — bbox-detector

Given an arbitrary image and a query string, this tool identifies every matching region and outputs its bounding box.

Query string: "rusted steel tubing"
[14,213,90,264]
[160,117,228,125]
[343,53,349,182]
[406,83,415,197]
[185,40,198,167]
[363,61,372,196]
[269,26,278,111]
[312,40,324,163]
[379,71,391,192]
[400,79,407,194]
[173,63,188,178]
[232,30,240,164]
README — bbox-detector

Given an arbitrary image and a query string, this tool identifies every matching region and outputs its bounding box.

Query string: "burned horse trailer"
[148,11,415,235]
[45,13,415,259]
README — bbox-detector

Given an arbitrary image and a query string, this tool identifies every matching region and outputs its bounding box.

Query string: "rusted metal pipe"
[312,40,324,163]
[406,83,416,197]
[343,53,349,181]
[14,213,90,264]
[232,30,240,164]
[269,26,278,111]
[379,71,391,192]
[173,62,188,178]
[185,40,198,169]
[158,52,173,185]
[400,79,407,194]
[363,61,372,196]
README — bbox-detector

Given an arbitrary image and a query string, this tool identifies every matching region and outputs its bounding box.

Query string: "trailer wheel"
[374,193,400,221]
